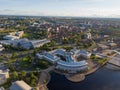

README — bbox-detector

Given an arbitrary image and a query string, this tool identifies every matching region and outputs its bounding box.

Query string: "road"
[108,54,120,67]
[96,49,120,67]
[113,50,120,55]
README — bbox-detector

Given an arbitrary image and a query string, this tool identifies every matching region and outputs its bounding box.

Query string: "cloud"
[55,0,105,2]
[0,0,119,18]
[3,9,14,11]
[0,9,47,16]
[0,8,120,18]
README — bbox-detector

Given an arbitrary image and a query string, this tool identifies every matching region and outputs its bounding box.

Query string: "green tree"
[12,53,18,59]
[25,77,31,84]
[30,79,36,86]
[21,70,27,78]
[30,73,38,81]
[12,71,18,79]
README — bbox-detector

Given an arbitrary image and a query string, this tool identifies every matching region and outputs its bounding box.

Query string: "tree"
[30,79,36,86]
[30,73,38,81]
[12,71,18,79]
[12,53,18,59]
[21,70,27,78]
[22,57,29,61]
[31,73,35,78]
[49,40,56,47]
[25,77,31,85]
[62,38,69,44]
[43,80,46,84]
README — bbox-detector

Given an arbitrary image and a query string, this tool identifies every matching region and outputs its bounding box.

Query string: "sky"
[0,0,120,17]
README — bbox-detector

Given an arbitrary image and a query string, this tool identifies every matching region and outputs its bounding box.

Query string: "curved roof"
[57,60,88,67]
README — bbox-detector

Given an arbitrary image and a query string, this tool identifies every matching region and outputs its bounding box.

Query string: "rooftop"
[10,80,32,90]
[57,60,88,67]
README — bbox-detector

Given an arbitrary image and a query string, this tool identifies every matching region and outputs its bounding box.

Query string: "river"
[47,64,120,90]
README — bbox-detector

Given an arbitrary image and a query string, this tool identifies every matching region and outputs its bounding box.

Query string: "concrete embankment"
[85,65,100,75]
[37,66,55,90]
[66,74,85,82]
[65,65,100,82]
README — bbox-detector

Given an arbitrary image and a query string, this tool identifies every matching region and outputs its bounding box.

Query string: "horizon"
[0,0,120,18]
[1,14,120,19]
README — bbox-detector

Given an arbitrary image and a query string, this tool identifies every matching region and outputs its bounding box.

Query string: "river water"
[47,65,120,90]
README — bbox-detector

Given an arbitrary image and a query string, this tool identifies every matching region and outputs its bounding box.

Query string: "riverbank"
[65,74,85,82]
[39,53,114,85]
[37,66,55,90]
[53,60,101,82]
[47,66,120,90]
[105,63,120,71]
[65,64,100,82]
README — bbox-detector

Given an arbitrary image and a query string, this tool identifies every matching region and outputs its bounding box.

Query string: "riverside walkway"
[37,66,55,90]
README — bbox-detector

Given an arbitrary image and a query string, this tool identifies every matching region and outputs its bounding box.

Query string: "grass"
[91,57,109,65]
[0,29,16,34]
[36,59,53,69]
[0,71,40,90]
[22,33,32,38]
[22,32,45,39]
[18,59,35,71]
[90,54,109,65]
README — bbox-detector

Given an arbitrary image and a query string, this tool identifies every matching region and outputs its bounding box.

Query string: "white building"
[37,51,60,64]
[44,52,60,63]
[3,35,20,40]
[9,31,24,38]
[37,48,89,73]
[56,60,88,73]
[0,69,9,85]
[55,49,66,56]
[33,22,39,27]
[16,39,50,49]
[84,32,92,39]
[12,39,33,50]
[0,38,50,50]
[31,39,50,48]
[3,31,24,40]
[76,50,91,58]
[70,48,91,59]
[10,80,32,90]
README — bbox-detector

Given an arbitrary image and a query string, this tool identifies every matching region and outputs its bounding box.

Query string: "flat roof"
[10,80,32,90]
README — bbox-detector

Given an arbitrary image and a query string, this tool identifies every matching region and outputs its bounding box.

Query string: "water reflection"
[47,65,120,90]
